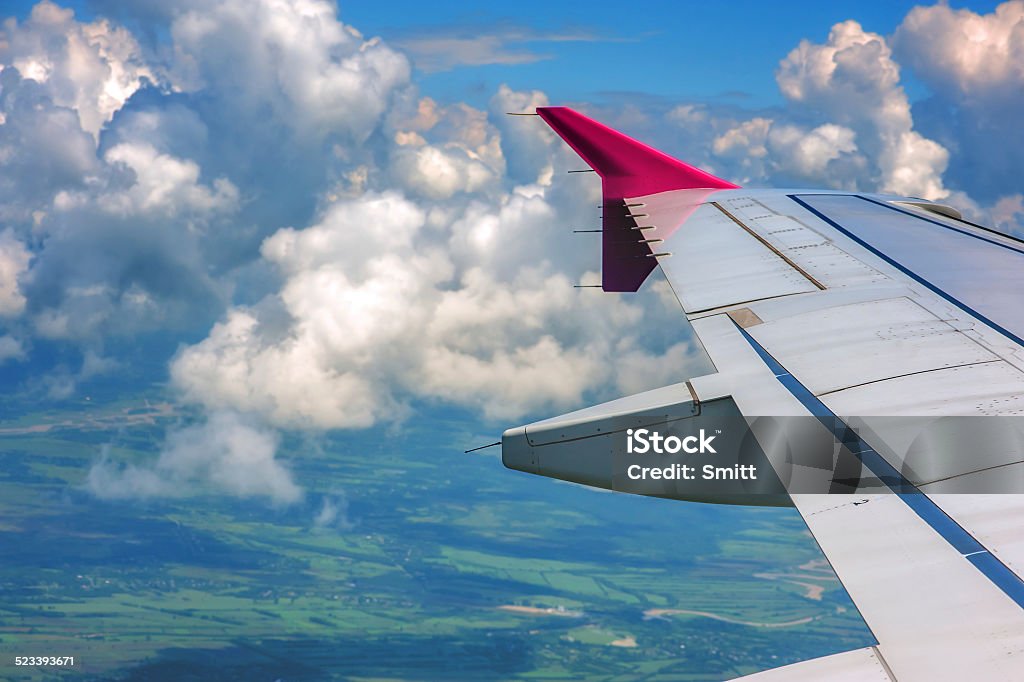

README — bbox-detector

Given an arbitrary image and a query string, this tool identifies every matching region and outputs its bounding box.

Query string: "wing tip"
[536,106,739,195]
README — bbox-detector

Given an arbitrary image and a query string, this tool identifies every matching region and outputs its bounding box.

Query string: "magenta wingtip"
[536,106,738,292]
[536,106,739,197]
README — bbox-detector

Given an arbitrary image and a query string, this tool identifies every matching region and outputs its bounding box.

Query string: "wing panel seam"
[815,359,1003,397]
[870,646,898,681]
[712,201,827,290]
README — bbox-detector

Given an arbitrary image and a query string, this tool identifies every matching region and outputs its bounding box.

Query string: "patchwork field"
[0,395,872,680]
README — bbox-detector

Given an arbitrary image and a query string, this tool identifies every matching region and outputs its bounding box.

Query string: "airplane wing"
[502,107,1024,680]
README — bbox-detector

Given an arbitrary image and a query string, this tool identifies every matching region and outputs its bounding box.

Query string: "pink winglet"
[537,106,738,197]
[537,106,739,291]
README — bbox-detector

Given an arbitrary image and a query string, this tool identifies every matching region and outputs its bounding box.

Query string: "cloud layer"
[1,1,1022,501]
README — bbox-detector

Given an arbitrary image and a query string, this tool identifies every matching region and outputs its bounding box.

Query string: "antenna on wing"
[464,441,501,454]
[505,112,539,116]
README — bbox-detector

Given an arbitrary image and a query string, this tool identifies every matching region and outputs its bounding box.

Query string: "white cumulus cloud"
[895,1,1024,98]
[0,0,158,139]
[777,19,948,199]
[171,179,704,428]
[893,1,1024,203]
[87,411,303,504]
[0,229,30,317]
[169,0,411,143]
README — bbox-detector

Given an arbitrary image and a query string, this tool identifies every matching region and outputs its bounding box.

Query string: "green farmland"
[0,395,872,680]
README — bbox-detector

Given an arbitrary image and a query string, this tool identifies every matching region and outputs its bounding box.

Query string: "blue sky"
[7,0,1002,108]
[343,0,962,106]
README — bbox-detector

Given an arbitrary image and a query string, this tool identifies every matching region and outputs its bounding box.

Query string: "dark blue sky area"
[6,0,1004,108]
